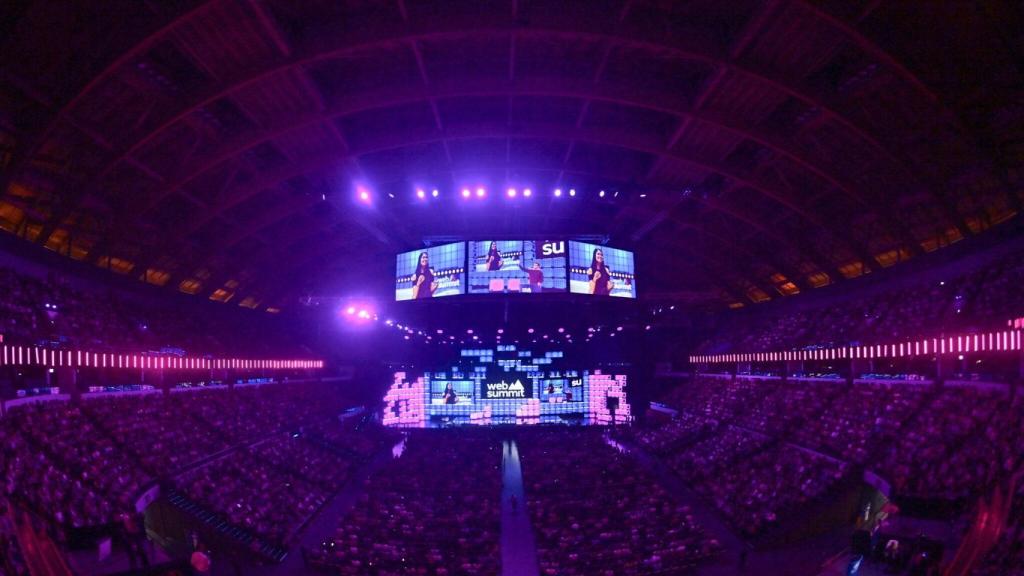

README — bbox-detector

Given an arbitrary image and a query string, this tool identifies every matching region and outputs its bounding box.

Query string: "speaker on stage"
[606,396,620,411]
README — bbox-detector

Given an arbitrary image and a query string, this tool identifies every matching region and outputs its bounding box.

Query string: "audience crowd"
[642,373,1024,529]
[178,438,338,547]
[695,250,1024,355]
[0,381,359,539]
[311,431,502,575]
[0,266,306,356]
[519,429,720,575]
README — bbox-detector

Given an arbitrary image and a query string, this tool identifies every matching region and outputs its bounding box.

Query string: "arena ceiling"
[0,0,1021,311]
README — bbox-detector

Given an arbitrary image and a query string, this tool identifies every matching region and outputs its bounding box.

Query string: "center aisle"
[501,439,540,576]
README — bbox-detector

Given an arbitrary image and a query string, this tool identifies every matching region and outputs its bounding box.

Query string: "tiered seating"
[664,427,769,483]
[876,386,1017,500]
[0,266,306,356]
[622,412,717,454]
[696,250,1024,355]
[652,375,1024,510]
[519,429,719,575]
[791,381,930,463]
[658,423,848,536]
[0,382,356,536]
[4,403,149,521]
[304,417,395,460]
[690,442,848,535]
[732,378,841,436]
[311,431,501,575]
[83,394,231,475]
[176,438,344,547]
[661,375,770,421]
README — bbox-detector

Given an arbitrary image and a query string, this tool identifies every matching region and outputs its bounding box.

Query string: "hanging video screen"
[395,242,465,301]
[467,240,568,294]
[568,241,637,298]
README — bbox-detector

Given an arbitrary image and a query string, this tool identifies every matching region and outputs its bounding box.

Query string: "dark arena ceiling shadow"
[0,0,1020,311]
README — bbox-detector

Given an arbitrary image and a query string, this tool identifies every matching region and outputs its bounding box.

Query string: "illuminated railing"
[691,329,1023,365]
[0,345,324,370]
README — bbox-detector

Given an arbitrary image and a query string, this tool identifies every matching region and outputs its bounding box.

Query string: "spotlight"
[358,189,370,202]
[558,327,565,333]
[462,188,471,198]
[554,188,562,197]
[476,187,485,198]
[569,188,576,197]
[599,190,605,198]
[616,326,623,331]
[432,189,439,197]
[497,328,504,334]
[639,193,646,198]
[345,307,356,315]
[523,188,532,197]
[507,188,517,198]
[467,329,474,334]
[527,328,535,334]
[416,188,425,199]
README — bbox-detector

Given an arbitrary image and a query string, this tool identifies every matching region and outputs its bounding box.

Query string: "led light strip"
[690,329,1023,364]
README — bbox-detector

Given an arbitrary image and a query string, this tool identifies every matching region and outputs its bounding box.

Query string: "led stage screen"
[568,241,637,298]
[395,242,465,301]
[381,345,630,427]
[468,240,567,294]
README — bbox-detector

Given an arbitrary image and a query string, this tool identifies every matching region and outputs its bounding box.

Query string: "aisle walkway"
[501,439,540,576]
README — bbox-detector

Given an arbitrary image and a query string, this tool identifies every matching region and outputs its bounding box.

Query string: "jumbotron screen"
[395,242,465,301]
[381,345,631,427]
[568,241,637,298]
[395,240,633,300]
[468,240,567,294]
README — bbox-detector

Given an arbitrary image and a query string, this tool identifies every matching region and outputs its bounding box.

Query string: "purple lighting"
[416,188,426,199]
[507,188,517,198]
[523,188,532,197]
[476,187,486,198]
[462,188,471,198]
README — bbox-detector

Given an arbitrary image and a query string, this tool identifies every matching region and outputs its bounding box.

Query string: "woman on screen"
[412,252,439,299]
[485,241,503,271]
[442,382,458,404]
[587,248,615,295]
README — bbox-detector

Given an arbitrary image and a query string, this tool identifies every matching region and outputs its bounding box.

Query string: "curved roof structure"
[0,0,1021,309]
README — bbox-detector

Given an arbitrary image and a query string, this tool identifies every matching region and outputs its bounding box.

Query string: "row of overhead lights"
[357,186,642,203]
[380,317,652,345]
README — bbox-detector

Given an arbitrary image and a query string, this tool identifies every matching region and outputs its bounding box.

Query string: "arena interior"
[0,1,1023,575]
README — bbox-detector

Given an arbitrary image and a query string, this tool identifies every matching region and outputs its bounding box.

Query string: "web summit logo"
[485,379,527,399]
